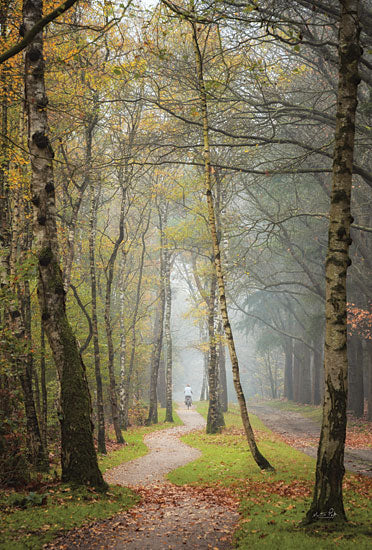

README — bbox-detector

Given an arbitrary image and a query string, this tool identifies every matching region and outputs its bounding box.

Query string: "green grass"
[0,484,138,549]
[256,399,323,424]
[0,406,183,549]
[169,401,372,549]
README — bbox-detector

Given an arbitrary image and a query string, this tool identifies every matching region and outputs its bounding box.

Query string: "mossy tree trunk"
[191,19,273,470]
[305,0,361,523]
[23,0,106,489]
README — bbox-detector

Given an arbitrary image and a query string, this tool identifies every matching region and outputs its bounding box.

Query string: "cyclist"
[184,384,193,408]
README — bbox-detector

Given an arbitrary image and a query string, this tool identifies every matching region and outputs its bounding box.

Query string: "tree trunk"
[158,358,166,409]
[191,20,273,470]
[293,341,301,402]
[20,275,48,471]
[146,301,164,425]
[88,165,106,455]
[200,324,209,401]
[146,208,166,425]
[0,0,10,290]
[312,345,322,406]
[283,338,293,400]
[104,184,126,444]
[119,246,127,427]
[120,213,149,429]
[206,273,225,433]
[24,0,106,489]
[305,0,361,523]
[40,324,48,449]
[218,326,228,412]
[299,344,311,404]
[164,247,173,422]
[266,355,277,399]
[8,144,48,472]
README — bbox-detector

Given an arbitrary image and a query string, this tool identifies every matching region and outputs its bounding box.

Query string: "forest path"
[47,405,239,549]
[248,402,372,477]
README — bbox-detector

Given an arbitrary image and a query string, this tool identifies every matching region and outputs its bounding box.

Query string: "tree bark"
[104,184,126,444]
[164,248,174,422]
[200,323,209,401]
[283,338,294,400]
[23,0,106,489]
[305,0,361,523]
[119,246,127,427]
[312,345,322,406]
[206,273,225,433]
[191,19,273,470]
[40,323,48,449]
[299,344,311,404]
[120,213,149,429]
[88,182,107,455]
[218,323,228,413]
[146,206,166,425]
[293,341,303,402]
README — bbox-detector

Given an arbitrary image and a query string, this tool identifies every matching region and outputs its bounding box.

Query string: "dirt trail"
[47,406,239,550]
[104,408,205,486]
[248,402,372,477]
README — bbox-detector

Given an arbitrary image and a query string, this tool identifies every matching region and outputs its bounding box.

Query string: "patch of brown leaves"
[135,482,238,511]
[345,418,372,449]
[230,478,313,501]
[343,475,372,497]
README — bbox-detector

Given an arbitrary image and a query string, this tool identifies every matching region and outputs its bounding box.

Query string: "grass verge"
[168,401,372,549]
[0,484,138,550]
[0,406,182,549]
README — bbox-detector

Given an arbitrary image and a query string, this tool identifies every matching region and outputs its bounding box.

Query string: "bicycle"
[185,396,192,410]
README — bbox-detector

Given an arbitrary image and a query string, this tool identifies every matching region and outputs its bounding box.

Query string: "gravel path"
[104,407,205,486]
[248,402,372,477]
[47,405,239,550]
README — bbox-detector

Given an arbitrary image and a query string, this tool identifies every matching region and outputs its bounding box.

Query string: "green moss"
[38,246,53,267]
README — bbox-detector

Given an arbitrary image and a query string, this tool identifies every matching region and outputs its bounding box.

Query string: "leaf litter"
[45,407,239,549]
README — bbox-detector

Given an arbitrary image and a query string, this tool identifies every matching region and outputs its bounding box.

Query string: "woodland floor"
[247,402,372,477]
[45,403,372,549]
[45,406,239,549]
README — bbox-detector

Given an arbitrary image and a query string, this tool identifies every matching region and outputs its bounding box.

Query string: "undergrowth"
[0,406,181,549]
[167,401,372,549]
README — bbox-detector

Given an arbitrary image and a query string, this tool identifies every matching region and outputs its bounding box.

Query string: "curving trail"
[104,407,205,486]
[47,405,239,550]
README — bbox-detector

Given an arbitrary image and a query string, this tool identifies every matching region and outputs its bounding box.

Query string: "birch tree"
[23,0,106,489]
[305,0,361,523]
